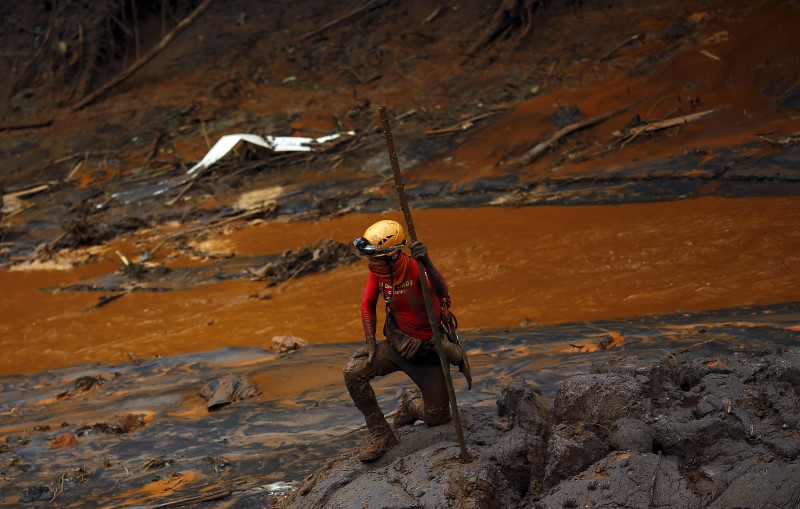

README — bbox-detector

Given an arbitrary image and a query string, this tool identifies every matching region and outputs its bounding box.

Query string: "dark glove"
[354,337,377,363]
[365,337,376,364]
[409,241,429,262]
[397,335,422,359]
[459,356,472,390]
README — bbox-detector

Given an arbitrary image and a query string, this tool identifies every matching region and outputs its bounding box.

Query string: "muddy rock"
[533,452,703,509]
[19,485,53,503]
[554,373,648,425]
[279,346,800,509]
[48,433,78,449]
[609,417,655,453]
[496,378,553,436]
[271,335,310,355]
[543,424,608,490]
[198,373,260,410]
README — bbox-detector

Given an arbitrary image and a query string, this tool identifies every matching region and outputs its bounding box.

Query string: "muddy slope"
[1,0,799,377]
[277,343,800,509]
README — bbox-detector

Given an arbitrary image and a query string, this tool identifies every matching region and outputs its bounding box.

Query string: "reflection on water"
[0,302,798,507]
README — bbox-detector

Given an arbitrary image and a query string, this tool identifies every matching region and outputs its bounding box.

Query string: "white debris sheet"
[187,132,355,174]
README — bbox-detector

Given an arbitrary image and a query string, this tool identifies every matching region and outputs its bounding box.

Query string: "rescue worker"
[344,219,470,463]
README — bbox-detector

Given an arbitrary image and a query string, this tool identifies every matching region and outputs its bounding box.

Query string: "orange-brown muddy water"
[2,195,798,376]
[1,1,800,507]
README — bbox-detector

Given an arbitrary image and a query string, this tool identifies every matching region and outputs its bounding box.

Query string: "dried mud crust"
[276,345,800,509]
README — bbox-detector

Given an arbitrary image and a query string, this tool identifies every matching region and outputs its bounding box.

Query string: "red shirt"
[361,257,443,341]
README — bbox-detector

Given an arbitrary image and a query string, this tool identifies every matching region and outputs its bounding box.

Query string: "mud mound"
[250,238,359,286]
[276,345,800,509]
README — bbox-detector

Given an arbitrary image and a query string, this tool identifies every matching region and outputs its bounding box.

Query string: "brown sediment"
[0,1,798,507]
[118,470,197,501]
[1,196,799,376]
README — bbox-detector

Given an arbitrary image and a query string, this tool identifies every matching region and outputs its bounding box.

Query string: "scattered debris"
[512,101,641,166]
[140,456,173,472]
[203,455,231,474]
[149,203,277,257]
[250,239,359,298]
[61,467,89,484]
[56,375,106,400]
[757,131,800,148]
[77,414,147,436]
[116,250,170,281]
[187,132,356,174]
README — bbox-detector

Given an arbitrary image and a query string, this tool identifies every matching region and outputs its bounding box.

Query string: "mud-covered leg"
[343,342,399,462]
[393,386,424,429]
[404,363,451,427]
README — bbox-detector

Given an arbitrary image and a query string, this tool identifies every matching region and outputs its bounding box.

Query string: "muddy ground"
[1,0,799,507]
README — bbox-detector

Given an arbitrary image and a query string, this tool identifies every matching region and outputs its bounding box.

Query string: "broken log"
[613,108,720,138]
[512,102,638,167]
[425,110,505,135]
[600,33,642,61]
[0,118,53,132]
[302,0,389,40]
[145,490,232,509]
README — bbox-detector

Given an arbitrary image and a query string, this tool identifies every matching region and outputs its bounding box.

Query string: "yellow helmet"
[352,219,407,256]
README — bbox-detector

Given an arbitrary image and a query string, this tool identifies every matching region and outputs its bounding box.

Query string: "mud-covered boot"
[393,387,423,429]
[357,425,398,463]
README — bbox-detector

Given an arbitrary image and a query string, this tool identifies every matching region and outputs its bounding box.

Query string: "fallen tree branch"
[512,101,640,167]
[165,165,213,207]
[301,0,389,40]
[83,292,128,312]
[145,489,232,509]
[3,184,52,200]
[613,108,720,139]
[756,131,800,148]
[0,118,54,132]
[563,104,718,164]
[600,33,642,61]
[72,0,214,111]
[425,110,505,135]
[149,203,276,257]
[675,338,715,355]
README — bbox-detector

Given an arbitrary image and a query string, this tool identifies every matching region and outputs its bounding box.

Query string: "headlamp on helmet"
[352,219,407,257]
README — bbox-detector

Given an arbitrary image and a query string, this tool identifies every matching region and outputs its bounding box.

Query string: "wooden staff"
[379,105,471,463]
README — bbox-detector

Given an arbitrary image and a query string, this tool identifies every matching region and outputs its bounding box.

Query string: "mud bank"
[1,301,798,508]
[278,344,800,509]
